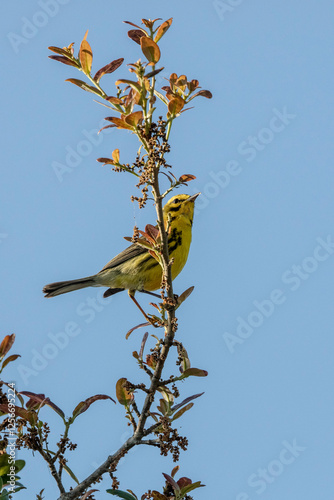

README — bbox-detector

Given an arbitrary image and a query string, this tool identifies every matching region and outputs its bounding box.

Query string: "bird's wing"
[98,242,147,273]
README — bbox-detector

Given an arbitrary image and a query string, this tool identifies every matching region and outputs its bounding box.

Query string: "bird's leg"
[129,292,157,325]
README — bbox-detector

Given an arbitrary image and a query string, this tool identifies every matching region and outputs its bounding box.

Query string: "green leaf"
[106,489,137,499]
[115,378,133,406]
[181,368,208,378]
[0,489,9,500]
[180,480,205,495]
[2,354,20,369]
[154,89,168,105]
[115,79,142,93]
[63,463,79,484]
[14,460,25,473]
[172,402,194,421]
[65,78,102,97]
[48,46,73,57]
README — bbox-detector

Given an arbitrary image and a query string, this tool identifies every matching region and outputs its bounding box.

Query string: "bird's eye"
[173,198,180,204]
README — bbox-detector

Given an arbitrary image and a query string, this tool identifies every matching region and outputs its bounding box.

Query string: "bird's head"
[163,193,200,226]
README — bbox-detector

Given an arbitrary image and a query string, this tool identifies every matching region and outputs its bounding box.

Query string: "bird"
[43,193,199,316]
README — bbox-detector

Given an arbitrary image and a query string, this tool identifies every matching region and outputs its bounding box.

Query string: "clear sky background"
[1,1,334,499]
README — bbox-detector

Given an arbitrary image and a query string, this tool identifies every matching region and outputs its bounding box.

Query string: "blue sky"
[2,1,334,498]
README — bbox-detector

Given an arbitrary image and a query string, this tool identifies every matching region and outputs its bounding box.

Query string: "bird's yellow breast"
[98,215,193,293]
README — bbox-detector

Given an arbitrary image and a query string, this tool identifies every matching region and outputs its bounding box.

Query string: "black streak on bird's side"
[169,227,183,254]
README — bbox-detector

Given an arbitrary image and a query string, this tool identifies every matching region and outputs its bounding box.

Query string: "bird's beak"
[186,192,201,203]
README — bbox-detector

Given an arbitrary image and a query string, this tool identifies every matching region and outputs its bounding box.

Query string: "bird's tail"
[43,276,97,298]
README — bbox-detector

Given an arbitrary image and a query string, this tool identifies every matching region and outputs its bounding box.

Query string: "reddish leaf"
[48,45,73,57]
[20,391,65,419]
[172,392,204,412]
[145,224,159,241]
[138,230,155,246]
[146,354,157,370]
[94,58,124,82]
[0,404,37,425]
[179,174,196,183]
[145,67,164,79]
[128,29,146,45]
[124,111,144,127]
[98,124,117,134]
[154,18,173,43]
[169,73,178,86]
[124,88,141,108]
[140,37,161,64]
[106,96,124,105]
[116,378,134,406]
[175,75,187,92]
[123,21,147,33]
[126,322,150,339]
[48,55,79,67]
[168,96,185,115]
[188,89,213,102]
[107,117,133,130]
[187,79,199,92]
[72,394,115,419]
[96,157,114,164]
[195,89,212,98]
[0,334,15,358]
[177,477,192,489]
[162,473,180,492]
[148,249,160,261]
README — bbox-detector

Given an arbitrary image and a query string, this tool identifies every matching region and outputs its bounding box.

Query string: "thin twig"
[139,439,160,447]
[38,448,65,495]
